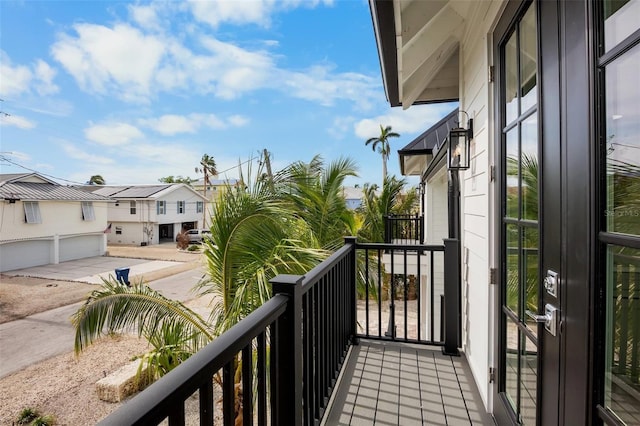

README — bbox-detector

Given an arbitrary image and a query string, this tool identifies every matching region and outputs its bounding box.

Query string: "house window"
[81,201,95,221]
[130,201,136,214]
[24,201,42,224]
[177,201,185,214]
[157,200,166,215]
[197,201,203,213]
[115,226,122,235]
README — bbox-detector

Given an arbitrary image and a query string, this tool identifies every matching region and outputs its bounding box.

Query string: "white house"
[0,173,112,272]
[91,184,208,246]
[371,0,640,423]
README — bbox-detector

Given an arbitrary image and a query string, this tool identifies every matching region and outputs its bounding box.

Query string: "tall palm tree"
[365,125,400,182]
[195,154,218,227]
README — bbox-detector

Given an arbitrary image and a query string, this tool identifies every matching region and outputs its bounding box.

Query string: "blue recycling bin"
[115,267,130,286]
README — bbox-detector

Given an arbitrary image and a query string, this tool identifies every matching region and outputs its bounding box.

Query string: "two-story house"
[91,184,207,246]
[0,173,112,272]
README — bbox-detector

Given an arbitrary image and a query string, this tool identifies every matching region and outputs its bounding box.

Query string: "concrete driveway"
[3,256,183,284]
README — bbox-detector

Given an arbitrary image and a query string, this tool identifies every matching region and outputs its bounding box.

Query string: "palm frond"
[72,278,213,354]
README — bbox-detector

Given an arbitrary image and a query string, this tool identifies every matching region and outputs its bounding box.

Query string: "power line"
[0,155,87,185]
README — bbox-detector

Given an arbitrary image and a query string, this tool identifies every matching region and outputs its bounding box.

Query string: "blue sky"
[0,0,456,187]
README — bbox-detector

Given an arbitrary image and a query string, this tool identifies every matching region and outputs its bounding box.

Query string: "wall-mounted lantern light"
[448,111,473,171]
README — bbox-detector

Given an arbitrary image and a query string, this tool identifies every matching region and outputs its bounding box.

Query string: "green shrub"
[17,408,39,424]
[31,415,56,426]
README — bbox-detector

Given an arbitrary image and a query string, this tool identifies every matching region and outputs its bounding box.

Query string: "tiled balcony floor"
[324,341,493,425]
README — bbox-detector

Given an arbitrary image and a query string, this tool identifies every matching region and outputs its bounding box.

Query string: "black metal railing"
[384,214,424,244]
[99,236,460,425]
[354,239,460,354]
[611,252,640,387]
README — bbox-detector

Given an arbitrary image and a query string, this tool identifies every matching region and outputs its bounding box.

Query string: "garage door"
[60,235,103,262]
[0,240,50,272]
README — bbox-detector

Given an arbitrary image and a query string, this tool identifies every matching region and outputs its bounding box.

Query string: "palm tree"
[365,125,400,182]
[87,175,105,185]
[357,175,411,243]
[71,153,352,376]
[277,155,358,251]
[195,154,218,227]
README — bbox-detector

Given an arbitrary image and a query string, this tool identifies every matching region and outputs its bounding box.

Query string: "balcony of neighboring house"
[98,237,492,426]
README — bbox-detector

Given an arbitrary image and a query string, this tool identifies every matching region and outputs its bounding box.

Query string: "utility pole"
[263,148,273,182]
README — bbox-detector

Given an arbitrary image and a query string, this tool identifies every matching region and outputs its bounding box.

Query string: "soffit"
[371,0,469,108]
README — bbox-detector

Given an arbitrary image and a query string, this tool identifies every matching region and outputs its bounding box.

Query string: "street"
[0,267,204,379]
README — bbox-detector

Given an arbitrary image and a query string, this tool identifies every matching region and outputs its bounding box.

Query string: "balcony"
[99,237,489,425]
[384,214,424,245]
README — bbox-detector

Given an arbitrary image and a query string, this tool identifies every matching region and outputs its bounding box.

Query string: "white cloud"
[51,23,165,101]
[188,0,275,28]
[0,114,36,129]
[327,115,355,140]
[0,51,59,98]
[128,4,161,31]
[188,0,334,28]
[280,65,380,109]
[47,4,376,108]
[354,103,457,139]
[33,60,59,95]
[228,115,250,127]
[138,113,250,135]
[61,142,114,164]
[84,122,145,146]
[139,114,199,135]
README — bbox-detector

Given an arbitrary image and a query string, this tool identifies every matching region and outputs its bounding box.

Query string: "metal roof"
[397,108,459,176]
[0,182,112,201]
[91,185,171,198]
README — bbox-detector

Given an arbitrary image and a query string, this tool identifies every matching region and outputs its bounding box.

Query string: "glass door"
[495,3,544,424]
[597,1,640,424]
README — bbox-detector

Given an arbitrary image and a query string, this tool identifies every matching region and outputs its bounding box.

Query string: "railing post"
[270,274,304,426]
[443,238,460,356]
[344,236,358,345]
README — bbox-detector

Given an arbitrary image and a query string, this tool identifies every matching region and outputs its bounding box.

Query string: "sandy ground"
[0,244,211,425]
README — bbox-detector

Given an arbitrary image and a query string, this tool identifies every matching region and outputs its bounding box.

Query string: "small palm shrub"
[16,408,56,425]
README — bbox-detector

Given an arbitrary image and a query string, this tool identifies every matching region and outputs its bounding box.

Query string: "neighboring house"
[341,186,364,210]
[90,184,207,246]
[372,0,639,424]
[191,177,241,228]
[0,173,112,272]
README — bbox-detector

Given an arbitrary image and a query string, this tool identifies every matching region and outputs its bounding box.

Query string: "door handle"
[525,304,559,336]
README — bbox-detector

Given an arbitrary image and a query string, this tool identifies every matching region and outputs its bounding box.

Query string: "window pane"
[519,6,537,113]
[505,32,518,124]
[605,44,640,236]
[506,127,519,219]
[505,317,519,413]
[603,0,640,51]
[82,201,95,221]
[24,201,42,224]
[605,245,640,425]
[506,224,520,315]
[520,335,538,425]
[521,114,538,221]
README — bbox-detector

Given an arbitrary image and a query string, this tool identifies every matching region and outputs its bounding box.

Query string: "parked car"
[185,229,211,243]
